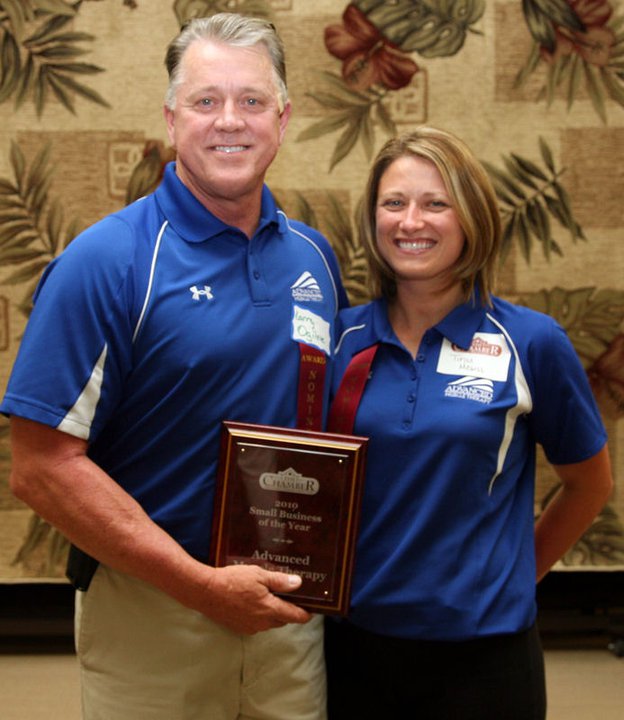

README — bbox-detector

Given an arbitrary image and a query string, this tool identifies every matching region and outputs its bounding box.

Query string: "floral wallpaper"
[0,0,622,580]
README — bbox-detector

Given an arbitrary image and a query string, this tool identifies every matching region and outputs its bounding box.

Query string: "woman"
[326,127,613,719]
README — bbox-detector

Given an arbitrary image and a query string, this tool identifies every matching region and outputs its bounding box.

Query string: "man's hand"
[192,563,312,634]
[8,418,313,636]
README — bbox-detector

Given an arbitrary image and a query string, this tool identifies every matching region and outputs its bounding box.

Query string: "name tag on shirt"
[292,305,331,355]
[437,333,511,382]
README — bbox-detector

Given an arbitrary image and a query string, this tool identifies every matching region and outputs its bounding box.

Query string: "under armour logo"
[189,285,214,301]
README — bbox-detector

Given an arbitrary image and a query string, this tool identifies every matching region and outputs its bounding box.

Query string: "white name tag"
[437,333,511,382]
[292,305,331,355]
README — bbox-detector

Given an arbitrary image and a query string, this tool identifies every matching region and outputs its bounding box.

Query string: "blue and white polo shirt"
[332,295,606,640]
[1,162,348,560]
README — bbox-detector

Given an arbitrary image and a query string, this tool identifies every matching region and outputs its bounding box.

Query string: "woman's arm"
[534,444,613,582]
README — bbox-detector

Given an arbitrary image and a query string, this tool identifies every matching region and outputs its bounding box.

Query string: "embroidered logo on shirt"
[189,285,214,301]
[444,376,494,404]
[291,272,324,302]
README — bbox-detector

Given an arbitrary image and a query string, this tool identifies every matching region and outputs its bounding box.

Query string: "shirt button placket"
[402,354,423,430]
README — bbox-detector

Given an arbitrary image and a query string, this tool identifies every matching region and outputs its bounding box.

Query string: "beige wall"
[0,0,622,579]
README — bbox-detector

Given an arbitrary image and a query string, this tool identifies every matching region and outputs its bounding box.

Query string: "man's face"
[164,39,290,211]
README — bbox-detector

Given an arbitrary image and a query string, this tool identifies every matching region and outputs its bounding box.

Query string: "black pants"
[325,619,546,720]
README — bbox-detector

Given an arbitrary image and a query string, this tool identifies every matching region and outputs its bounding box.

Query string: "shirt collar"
[435,292,487,350]
[371,298,398,345]
[154,162,282,243]
[371,291,487,351]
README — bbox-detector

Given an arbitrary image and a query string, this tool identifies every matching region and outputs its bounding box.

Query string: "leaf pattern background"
[0,0,622,579]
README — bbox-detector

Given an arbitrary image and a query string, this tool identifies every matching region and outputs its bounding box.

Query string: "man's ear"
[163,105,176,148]
[278,101,292,144]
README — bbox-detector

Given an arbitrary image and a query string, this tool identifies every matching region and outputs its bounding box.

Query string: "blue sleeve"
[0,216,137,440]
[528,319,607,465]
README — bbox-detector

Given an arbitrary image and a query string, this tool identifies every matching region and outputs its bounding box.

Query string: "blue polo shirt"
[1,163,348,560]
[332,295,606,640]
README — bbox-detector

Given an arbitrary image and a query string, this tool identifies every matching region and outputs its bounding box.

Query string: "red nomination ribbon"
[297,344,328,432]
[327,344,378,435]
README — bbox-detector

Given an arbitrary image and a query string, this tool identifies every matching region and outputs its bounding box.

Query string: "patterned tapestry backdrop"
[0,0,622,581]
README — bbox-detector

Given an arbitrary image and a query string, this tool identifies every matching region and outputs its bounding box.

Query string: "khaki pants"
[75,565,326,720]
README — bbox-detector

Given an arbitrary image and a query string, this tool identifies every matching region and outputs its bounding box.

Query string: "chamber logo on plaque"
[259,467,320,495]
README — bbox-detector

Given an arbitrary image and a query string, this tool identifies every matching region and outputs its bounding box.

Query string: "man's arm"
[534,444,613,582]
[9,416,311,634]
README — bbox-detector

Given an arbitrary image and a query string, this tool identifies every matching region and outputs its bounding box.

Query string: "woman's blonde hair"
[360,126,501,306]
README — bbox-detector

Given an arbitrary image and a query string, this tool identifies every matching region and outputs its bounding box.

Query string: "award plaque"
[210,421,368,615]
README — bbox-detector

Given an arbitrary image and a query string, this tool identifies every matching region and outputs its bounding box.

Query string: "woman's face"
[375,155,465,290]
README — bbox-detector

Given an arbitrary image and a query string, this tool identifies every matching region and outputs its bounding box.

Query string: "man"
[1,14,347,720]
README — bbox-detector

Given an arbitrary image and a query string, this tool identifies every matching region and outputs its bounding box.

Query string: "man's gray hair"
[164,13,288,111]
